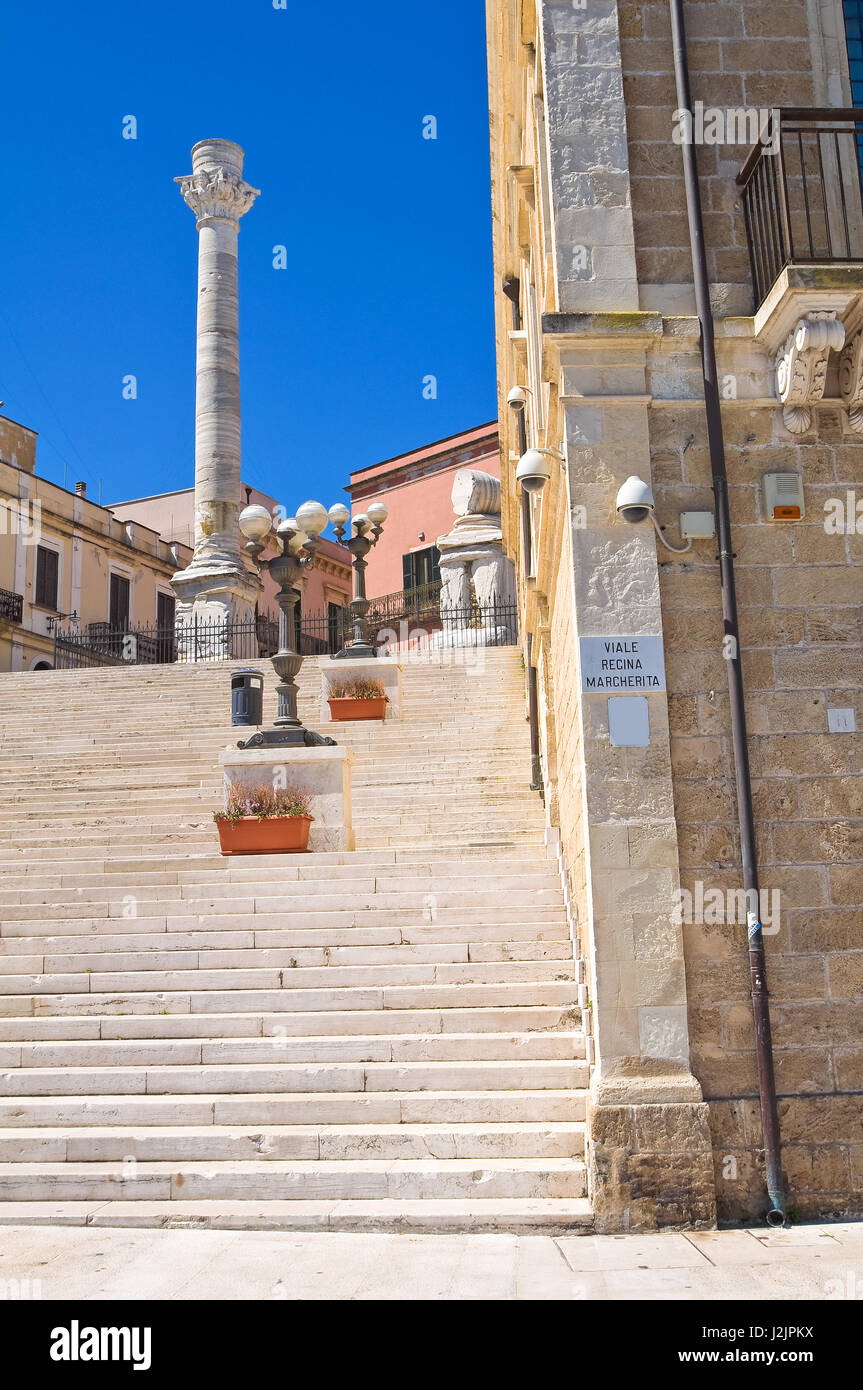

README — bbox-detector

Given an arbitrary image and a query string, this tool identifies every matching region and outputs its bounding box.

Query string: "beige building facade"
[0,415,192,672]
[487,0,863,1228]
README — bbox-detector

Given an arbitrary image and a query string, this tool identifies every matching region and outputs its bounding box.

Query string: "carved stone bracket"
[775,311,846,434]
[839,328,863,433]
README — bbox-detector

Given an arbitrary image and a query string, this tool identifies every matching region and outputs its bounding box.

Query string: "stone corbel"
[775,311,845,434]
[840,328,863,433]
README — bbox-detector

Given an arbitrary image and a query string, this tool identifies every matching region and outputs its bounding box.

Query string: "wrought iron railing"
[366,582,443,625]
[738,108,863,308]
[0,589,23,623]
[52,596,518,667]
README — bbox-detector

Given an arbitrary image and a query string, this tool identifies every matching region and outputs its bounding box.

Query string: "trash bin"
[231,667,264,727]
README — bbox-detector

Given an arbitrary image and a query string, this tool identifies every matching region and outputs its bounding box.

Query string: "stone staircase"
[0,649,592,1232]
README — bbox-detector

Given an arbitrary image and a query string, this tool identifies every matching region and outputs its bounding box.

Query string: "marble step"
[7,979,579,1017]
[0,1031,584,1067]
[0,960,575,996]
[0,1121,586,1162]
[0,1196,594,1233]
[0,1004,579,1041]
[0,1088,588,1127]
[0,944,573,977]
[0,1058,589,1096]
[0,925,570,957]
[0,1157,587,1202]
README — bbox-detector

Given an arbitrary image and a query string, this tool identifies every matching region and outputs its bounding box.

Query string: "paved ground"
[2,1222,863,1299]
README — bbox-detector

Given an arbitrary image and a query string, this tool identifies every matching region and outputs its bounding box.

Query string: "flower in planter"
[327,677,387,700]
[214,782,312,826]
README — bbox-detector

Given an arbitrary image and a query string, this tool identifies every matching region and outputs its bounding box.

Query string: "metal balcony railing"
[737,108,863,308]
[0,589,23,623]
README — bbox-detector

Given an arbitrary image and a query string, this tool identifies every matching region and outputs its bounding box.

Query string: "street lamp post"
[328,502,388,659]
[236,500,336,748]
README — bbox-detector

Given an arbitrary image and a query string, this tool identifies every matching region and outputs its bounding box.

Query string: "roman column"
[171,139,261,656]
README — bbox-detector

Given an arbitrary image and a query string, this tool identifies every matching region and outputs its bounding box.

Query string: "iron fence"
[738,108,863,307]
[52,596,518,668]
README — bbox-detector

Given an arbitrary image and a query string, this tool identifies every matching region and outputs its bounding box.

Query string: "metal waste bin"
[231,667,264,727]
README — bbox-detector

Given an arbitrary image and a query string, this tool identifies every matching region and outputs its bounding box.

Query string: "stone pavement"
[2,1222,863,1300]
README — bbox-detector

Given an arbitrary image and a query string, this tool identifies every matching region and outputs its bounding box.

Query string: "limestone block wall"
[487,0,863,1225]
[618,0,820,310]
[650,379,863,1221]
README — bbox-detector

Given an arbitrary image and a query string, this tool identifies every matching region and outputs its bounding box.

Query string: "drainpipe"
[669,0,786,1226]
[503,277,544,795]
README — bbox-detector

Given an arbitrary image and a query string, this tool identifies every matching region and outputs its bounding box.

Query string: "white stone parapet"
[219,744,355,854]
[318,655,403,722]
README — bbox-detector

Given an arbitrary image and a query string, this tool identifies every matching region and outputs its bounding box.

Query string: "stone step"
[0,925,570,956]
[0,1004,577,1041]
[1,960,575,995]
[0,1196,594,1233]
[0,1121,586,1162]
[10,979,579,1016]
[1,907,566,935]
[0,942,573,976]
[2,1031,583,1068]
[0,1157,587,1202]
[0,883,562,908]
[0,1088,586,1127]
[0,1058,588,1096]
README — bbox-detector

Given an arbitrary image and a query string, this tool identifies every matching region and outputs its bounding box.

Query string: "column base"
[587,1062,718,1232]
[171,562,260,661]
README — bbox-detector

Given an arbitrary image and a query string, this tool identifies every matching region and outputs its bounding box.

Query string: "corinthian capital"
[174,166,260,227]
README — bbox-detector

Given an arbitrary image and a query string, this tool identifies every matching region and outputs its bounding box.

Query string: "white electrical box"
[763,472,805,521]
[680,511,715,540]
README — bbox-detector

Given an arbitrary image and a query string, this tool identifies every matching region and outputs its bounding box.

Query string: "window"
[402,546,441,591]
[110,573,130,630]
[156,592,176,663]
[34,546,59,610]
[845,2,863,103]
[157,592,175,630]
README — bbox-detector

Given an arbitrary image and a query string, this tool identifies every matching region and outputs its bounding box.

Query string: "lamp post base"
[332,641,378,660]
[237,726,337,749]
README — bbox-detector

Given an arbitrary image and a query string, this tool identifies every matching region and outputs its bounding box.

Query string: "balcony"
[737,109,863,434]
[738,108,863,309]
[0,589,23,623]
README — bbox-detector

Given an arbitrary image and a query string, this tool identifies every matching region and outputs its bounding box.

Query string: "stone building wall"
[487,0,863,1226]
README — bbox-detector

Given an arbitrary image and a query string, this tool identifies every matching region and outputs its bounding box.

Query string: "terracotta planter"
[327,696,388,722]
[216,814,314,856]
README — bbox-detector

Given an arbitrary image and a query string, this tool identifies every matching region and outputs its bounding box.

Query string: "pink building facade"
[347,423,499,600]
[110,485,352,620]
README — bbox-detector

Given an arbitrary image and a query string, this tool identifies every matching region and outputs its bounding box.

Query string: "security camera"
[515,448,552,495]
[615,475,655,524]
[507,385,529,412]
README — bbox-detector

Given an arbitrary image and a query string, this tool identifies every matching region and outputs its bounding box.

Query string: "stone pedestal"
[432,468,517,649]
[319,655,403,722]
[171,139,261,642]
[219,745,354,853]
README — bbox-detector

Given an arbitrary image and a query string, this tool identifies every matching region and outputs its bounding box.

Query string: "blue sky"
[0,0,496,513]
